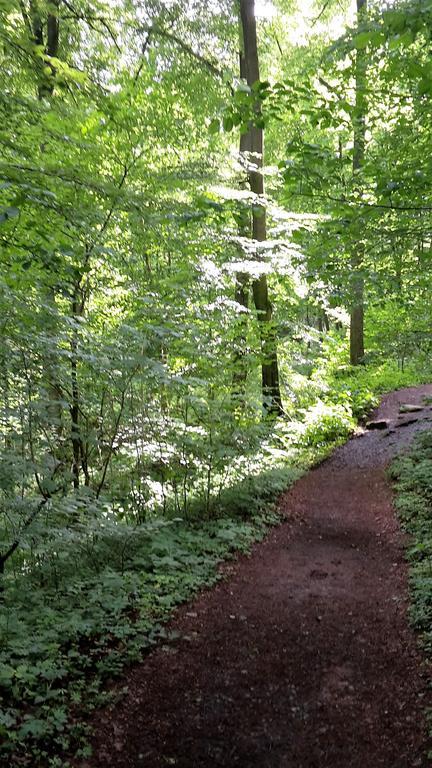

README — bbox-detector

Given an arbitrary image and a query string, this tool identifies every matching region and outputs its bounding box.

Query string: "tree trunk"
[70,288,81,489]
[25,2,64,437]
[239,0,283,416]
[28,0,59,99]
[232,44,252,402]
[70,277,91,489]
[232,269,250,399]
[349,0,367,365]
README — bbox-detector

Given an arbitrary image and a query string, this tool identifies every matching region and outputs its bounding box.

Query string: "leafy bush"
[314,336,431,421]
[302,401,355,447]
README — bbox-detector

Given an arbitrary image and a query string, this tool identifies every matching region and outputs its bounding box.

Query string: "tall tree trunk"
[28,0,59,98]
[70,286,82,490]
[232,269,250,399]
[232,45,252,403]
[24,1,63,431]
[350,0,367,365]
[70,274,91,489]
[239,0,283,416]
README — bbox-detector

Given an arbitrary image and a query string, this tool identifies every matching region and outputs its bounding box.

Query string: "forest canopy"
[1,0,432,763]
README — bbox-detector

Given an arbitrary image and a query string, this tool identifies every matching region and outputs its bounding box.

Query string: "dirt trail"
[81,386,432,768]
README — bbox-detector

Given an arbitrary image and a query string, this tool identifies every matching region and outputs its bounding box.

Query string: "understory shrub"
[391,429,432,635]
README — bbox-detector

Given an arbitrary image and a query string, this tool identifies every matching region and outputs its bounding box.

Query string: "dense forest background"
[1,0,432,763]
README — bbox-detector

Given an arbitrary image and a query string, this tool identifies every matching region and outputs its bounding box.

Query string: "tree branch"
[150,24,226,80]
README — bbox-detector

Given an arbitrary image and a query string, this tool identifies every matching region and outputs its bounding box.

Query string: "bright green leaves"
[380,2,432,51]
[209,78,272,136]
[211,76,315,138]
[222,113,235,132]
[208,117,220,134]
[388,29,415,49]
[383,9,408,35]
[346,3,428,57]
[353,31,372,50]
[353,28,386,50]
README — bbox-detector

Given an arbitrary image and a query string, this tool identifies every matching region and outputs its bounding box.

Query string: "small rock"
[399,404,423,413]
[366,420,389,430]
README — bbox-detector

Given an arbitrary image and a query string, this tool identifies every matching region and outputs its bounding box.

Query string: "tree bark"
[27,0,59,99]
[239,0,283,416]
[24,1,65,438]
[232,269,250,399]
[349,0,367,365]
[232,45,252,402]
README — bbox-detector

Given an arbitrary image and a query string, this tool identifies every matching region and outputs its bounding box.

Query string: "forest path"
[81,386,432,768]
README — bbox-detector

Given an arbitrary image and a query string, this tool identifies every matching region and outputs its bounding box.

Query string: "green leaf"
[353,31,371,49]
[208,118,220,135]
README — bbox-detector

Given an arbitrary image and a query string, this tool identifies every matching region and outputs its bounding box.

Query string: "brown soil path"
[81,386,432,768]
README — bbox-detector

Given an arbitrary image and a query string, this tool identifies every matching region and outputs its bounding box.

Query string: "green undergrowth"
[1,358,429,767]
[390,427,432,756]
[0,505,285,766]
[317,344,431,422]
[0,460,305,767]
[390,429,432,639]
